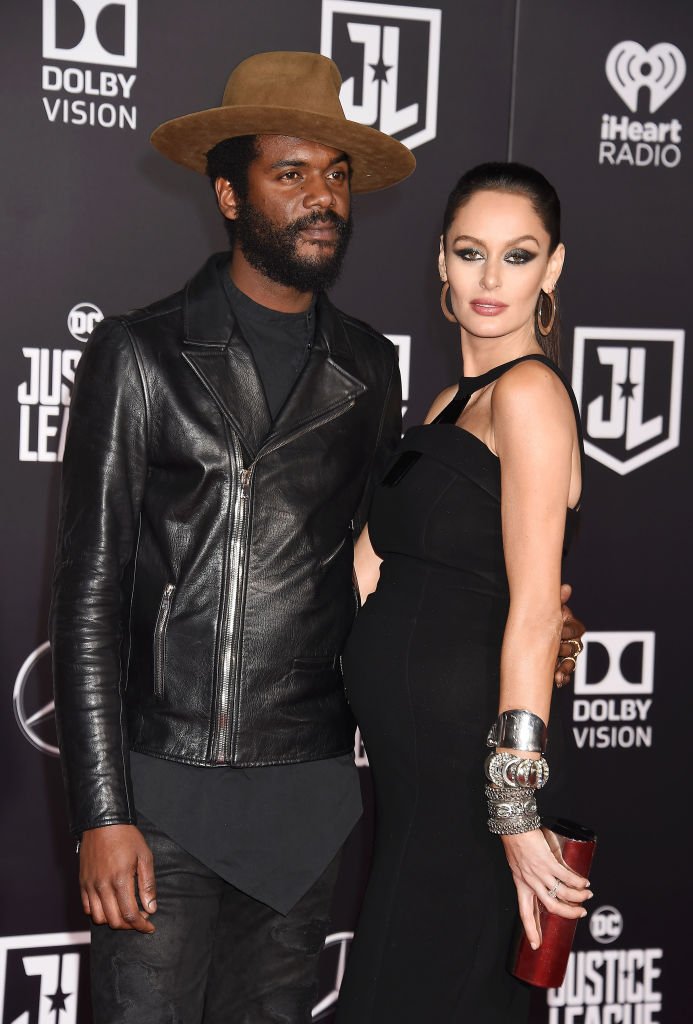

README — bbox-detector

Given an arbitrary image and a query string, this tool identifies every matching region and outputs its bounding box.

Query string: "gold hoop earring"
[537,289,556,337]
[440,282,458,324]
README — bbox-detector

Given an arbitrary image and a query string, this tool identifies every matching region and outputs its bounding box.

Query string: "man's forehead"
[254,134,349,164]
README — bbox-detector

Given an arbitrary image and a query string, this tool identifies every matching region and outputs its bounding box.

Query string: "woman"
[336,163,592,1023]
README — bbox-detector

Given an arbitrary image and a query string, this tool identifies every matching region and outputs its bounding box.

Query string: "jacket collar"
[181,254,366,461]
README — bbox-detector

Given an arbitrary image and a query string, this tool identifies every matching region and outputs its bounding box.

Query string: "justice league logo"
[320,1,441,150]
[572,328,684,474]
[0,932,90,1024]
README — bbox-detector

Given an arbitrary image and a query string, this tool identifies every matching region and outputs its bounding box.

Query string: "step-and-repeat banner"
[3,1,691,1021]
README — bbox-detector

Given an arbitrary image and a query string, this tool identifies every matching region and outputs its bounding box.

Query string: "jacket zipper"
[213,397,357,763]
[214,436,252,763]
[153,583,175,699]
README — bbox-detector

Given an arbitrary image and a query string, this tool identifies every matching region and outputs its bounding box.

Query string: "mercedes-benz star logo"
[13,641,59,757]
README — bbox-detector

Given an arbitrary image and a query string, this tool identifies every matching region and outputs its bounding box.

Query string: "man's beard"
[232,201,353,292]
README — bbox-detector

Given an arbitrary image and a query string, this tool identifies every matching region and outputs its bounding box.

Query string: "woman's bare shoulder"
[491,358,572,422]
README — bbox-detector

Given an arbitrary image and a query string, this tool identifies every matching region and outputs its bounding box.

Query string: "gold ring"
[558,656,577,671]
[563,638,584,657]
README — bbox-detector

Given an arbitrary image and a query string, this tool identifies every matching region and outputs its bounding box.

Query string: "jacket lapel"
[267,295,367,445]
[181,254,272,460]
[181,257,367,457]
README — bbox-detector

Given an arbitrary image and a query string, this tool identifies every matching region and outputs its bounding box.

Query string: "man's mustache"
[288,209,351,234]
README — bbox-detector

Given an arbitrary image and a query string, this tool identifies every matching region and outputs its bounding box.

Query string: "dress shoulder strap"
[434,354,582,443]
[432,353,584,505]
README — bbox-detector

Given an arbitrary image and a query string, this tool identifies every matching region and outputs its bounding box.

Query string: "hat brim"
[150,106,416,193]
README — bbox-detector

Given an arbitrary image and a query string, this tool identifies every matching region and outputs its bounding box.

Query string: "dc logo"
[0,931,90,1024]
[606,41,686,115]
[312,932,353,1019]
[13,641,59,757]
[320,1,441,150]
[387,333,411,422]
[572,327,684,474]
[42,0,138,68]
[589,906,624,945]
[67,302,103,342]
[574,632,654,697]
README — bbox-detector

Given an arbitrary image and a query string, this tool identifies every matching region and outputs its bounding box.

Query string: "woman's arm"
[353,525,383,604]
[491,361,590,947]
[493,361,579,721]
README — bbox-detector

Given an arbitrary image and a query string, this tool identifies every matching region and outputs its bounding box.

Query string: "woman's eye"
[455,248,484,261]
[505,248,536,264]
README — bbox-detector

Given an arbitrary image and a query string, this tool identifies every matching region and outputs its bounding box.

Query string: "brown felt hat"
[150,51,416,193]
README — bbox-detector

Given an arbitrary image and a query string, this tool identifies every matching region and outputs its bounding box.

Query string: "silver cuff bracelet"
[486,709,547,754]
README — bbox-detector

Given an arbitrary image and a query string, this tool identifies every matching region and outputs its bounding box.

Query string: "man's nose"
[303,174,336,209]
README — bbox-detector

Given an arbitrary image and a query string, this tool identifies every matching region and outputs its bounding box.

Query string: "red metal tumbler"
[510,817,597,989]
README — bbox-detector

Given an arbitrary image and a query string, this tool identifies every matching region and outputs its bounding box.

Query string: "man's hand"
[79,824,157,933]
[555,584,586,687]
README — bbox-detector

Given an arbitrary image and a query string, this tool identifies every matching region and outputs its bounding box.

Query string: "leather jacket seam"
[115,321,150,816]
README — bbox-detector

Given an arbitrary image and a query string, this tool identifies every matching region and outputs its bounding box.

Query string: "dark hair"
[442,162,562,363]
[205,135,259,246]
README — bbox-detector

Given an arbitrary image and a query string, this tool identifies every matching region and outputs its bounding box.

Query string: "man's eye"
[454,248,484,261]
[505,249,536,264]
[280,171,300,181]
[329,170,347,181]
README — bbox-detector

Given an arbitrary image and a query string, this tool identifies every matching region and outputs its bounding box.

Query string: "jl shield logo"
[312,932,353,1020]
[606,41,686,114]
[572,327,684,474]
[13,642,59,757]
[387,333,410,422]
[0,932,90,1024]
[42,0,138,67]
[320,1,441,150]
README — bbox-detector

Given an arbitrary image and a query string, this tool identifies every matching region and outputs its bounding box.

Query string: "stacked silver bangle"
[484,710,547,835]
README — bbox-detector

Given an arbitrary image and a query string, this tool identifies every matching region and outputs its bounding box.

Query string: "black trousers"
[89,816,340,1024]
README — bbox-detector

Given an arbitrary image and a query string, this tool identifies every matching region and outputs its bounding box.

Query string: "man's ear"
[438,235,447,282]
[215,177,239,221]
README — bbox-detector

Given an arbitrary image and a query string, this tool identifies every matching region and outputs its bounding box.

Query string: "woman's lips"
[470,300,508,316]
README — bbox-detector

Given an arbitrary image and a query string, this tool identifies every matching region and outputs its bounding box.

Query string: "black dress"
[336,355,582,1024]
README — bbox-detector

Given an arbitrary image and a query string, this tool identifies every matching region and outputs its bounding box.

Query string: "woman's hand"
[501,829,592,948]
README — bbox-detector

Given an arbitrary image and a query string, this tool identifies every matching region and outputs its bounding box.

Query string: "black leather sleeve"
[353,350,402,538]
[49,318,148,835]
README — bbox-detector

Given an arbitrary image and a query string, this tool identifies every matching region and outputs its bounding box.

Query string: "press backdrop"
[3,1,691,1021]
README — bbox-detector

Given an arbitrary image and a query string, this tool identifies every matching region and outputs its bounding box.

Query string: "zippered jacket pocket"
[153,583,175,699]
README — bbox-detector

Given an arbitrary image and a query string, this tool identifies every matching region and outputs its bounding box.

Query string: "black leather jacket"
[50,254,401,835]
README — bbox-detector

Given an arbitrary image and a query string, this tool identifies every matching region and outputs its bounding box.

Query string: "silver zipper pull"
[240,468,252,494]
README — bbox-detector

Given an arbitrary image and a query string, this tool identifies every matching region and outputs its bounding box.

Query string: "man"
[51,51,582,1023]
